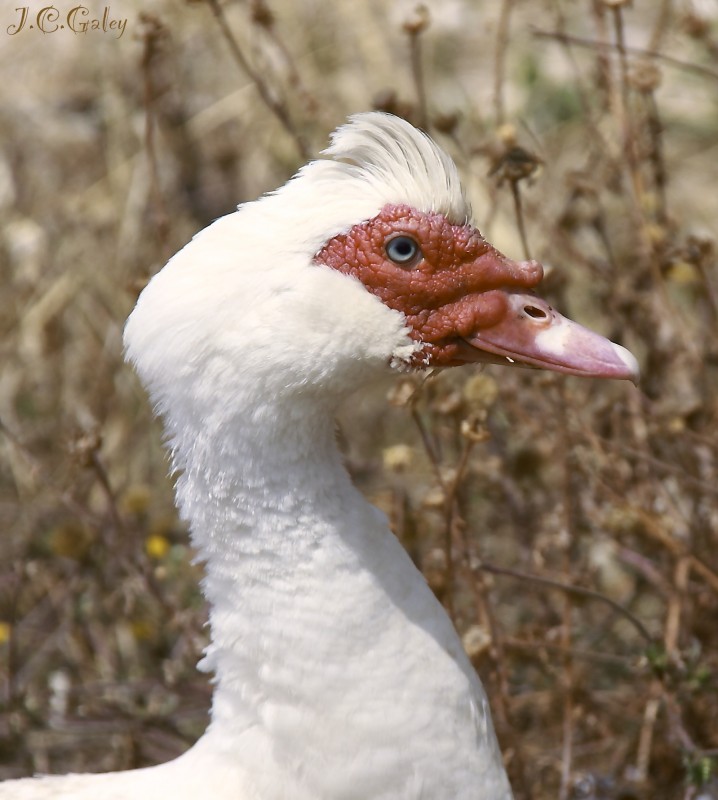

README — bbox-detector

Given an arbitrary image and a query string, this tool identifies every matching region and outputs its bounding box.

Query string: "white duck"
[3,113,638,800]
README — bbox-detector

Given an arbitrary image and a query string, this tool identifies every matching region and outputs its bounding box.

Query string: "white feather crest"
[320,112,471,223]
[256,112,472,255]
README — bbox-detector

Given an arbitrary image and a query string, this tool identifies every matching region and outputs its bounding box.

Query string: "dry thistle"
[489,142,543,186]
[462,374,499,412]
[68,429,102,469]
[382,444,415,473]
[372,89,415,123]
[488,131,542,260]
[387,377,420,407]
[434,390,463,416]
[250,0,274,29]
[422,485,446,510]
[423,547,447,596]
[460,414,491,444]
[120,484,153,517]
[628,61,662,93]
[462,624,492,661]
[681,11,711,39]
[402,4,430,36]
[432,111,460,136]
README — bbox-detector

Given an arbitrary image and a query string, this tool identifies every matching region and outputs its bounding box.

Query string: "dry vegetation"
[1,0,718,797]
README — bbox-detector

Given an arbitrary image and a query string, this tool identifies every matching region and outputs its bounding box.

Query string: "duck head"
[124,113,637,417]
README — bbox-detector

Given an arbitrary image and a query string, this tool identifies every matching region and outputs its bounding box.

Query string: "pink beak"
[460,291,639,383]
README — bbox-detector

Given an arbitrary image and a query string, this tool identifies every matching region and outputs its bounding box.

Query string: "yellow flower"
[0,622,11,644]
[145,534,170,560]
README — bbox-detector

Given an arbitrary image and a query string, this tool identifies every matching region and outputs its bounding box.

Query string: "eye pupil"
[395,240,411,256]
[386,236,420,265]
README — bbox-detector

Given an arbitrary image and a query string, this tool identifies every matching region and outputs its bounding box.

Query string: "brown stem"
[408,27,429,131]
[493,0,514,125]
[510,180,531,261]
[204,0,309,160]
[477,561,655,645]
[139,15,170,252]
[531,27,718,82]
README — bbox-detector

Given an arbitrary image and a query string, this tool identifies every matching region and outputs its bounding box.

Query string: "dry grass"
[1,1,717,797]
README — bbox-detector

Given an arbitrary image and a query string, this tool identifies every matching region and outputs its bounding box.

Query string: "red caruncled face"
[316,203,540,367]
[315,203,639,381]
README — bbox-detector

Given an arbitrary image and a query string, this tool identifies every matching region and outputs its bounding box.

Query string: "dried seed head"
[433,111,460,135]
[496,122,517,147]
[434,390,463,415]
[681,11,710,38]
[50,522,94,560]
[645,221,666,246]
[382,444,415,472]
[120,484,152,516]
[424,547,447,595]
[387,377,419,407]
[372,89,415,123]
[461,413,491,443]
[403,4,430,36]
[629,61,662,93]
[69,430,102,468]
[250,0,274,28]
[489,143,543,186]
[422,485,446,510]
[462,624,492,660]
[666,261,700,286]
[463,374,499,411]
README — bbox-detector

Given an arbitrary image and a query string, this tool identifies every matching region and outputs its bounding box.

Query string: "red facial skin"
[314,203,543,366]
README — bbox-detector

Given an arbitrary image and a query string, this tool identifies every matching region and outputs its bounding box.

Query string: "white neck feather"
[162,384,512,799]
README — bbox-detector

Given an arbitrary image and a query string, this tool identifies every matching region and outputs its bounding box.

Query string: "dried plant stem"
[478,561,655,645]
[407,25,429,131]
[204,0,309,160]
[503,637,632,668]
[610,5,642,199]
[588,432,718,499]
[531,27,718,82]
[641,82,670,257]
[87,450,124,537]
[441,439,479,622]
[493,0,514,125]
[695,256,718,331]
[664,556,690,656]
[558,651,574,800]
[548,0,610,157]
[409,405,443,484]
[558,394,576,800]
[407,391,456,617]
[464,559,533,797]
[510,180,531,261]
[260,16,318,116]
[139,16,170,252]
[634,690,661,783]
[648,0,674,52]
[459,530,532,796]
[605,494,718,596]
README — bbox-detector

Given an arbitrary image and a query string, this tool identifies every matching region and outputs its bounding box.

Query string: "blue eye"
[385,235,421,265]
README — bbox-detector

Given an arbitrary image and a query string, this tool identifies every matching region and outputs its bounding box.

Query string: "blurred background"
[1,1,717,797]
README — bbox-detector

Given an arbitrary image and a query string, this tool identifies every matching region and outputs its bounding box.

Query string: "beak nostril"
[523,305,548,320]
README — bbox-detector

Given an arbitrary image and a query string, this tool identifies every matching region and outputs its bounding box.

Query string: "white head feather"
[279,111,472,244]
[123,113,470,453]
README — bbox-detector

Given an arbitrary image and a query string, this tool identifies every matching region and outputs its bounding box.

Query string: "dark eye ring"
[385,235,421,266]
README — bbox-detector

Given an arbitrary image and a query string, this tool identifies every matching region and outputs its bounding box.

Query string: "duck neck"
[171,393,384,726]
[164,392,509,798]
